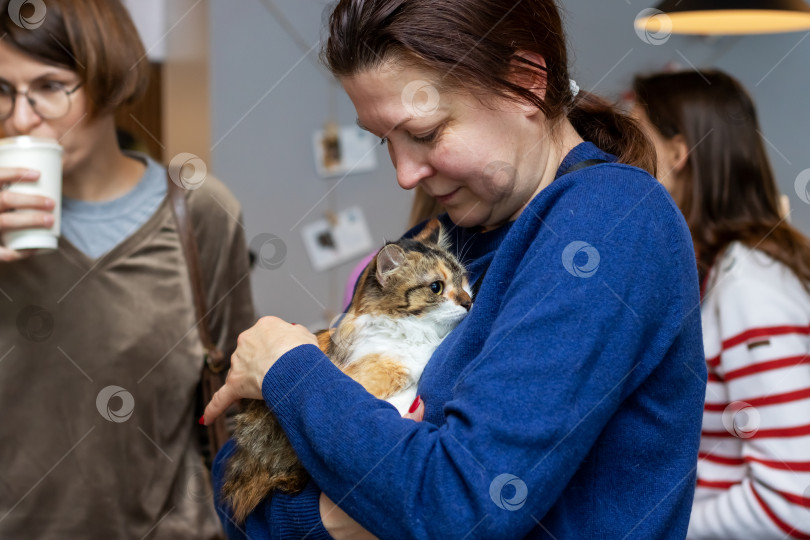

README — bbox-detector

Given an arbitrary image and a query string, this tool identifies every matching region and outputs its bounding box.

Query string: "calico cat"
[222,218,472,523]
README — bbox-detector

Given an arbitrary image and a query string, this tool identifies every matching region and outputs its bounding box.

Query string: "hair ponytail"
[567,91,656,176]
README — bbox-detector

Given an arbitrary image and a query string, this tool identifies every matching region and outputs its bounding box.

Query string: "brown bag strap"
[166,175,229,463]
[167,177,226,368]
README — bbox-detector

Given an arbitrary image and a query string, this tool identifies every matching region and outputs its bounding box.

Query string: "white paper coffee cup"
[0,136,63,251]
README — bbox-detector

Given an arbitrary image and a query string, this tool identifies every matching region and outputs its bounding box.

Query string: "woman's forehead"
[343,63,449,131]
[0,40,74,82]
[343,63,435,100]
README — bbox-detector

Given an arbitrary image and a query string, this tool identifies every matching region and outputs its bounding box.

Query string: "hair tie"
[570,79,580,99]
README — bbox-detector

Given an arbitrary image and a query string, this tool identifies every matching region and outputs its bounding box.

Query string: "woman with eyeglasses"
[0,0,254,538]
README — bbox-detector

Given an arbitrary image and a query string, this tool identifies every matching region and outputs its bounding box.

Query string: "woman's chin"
[447,207,484,229]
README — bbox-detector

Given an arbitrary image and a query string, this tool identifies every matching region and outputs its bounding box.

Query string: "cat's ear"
[414,218,449,250]
[376,244,406,286]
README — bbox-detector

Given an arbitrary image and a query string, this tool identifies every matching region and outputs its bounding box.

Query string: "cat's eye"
[429,281,444,295]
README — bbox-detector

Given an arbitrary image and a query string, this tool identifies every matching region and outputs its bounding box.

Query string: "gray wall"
[210,0,409,327]
[210,0,810,326]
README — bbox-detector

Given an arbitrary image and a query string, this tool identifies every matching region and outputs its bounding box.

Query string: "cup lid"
[0,136,63,152]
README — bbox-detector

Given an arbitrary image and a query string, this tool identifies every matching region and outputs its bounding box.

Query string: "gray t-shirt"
[61,153,167,259]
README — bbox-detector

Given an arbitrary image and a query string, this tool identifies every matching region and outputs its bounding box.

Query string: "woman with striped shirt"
[634,69,810,539]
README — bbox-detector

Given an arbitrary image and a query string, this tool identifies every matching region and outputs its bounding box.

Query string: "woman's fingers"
[403,395,424,421]
[0,173,54,261]
[0,189,56,248]
[0,207,54,231]
[0,168,39,186]
[0,246,36,262]
[201,383,239,425]
[0,190,56,213]
[0,169,54,227]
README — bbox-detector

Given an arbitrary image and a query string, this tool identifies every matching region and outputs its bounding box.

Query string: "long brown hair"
[322,0,655,175]
[634,69,810,286]
[0,0,149,118]
[408,186,444,229]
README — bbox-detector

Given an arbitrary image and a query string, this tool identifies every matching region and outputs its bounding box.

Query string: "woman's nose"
[9,96,43,135]
[392,144,434,190]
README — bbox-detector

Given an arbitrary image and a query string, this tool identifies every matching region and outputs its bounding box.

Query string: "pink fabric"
[344,251,377,310]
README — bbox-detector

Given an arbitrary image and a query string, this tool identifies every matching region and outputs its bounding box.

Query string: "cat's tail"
[222,450,276,523]
[221,402,311,523]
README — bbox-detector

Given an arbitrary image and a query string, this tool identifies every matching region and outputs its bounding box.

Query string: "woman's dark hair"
[0,0,149,118]
[634,69,810,287]
[322,0,656,175]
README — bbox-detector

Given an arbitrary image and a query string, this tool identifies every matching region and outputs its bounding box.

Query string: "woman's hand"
[201,316,318,424]
[319,396,425,539]
[320,493,379,540]
[0,168,52,262]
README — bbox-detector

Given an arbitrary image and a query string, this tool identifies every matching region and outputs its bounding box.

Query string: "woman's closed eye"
[378,125,442,147]
[380,131,438,145]
[410,129,439,145]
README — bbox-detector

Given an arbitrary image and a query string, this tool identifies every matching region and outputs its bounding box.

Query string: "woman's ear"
[669,134,690,176]
[509,51,548,112]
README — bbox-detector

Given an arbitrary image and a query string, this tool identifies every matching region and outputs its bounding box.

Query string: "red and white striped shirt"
[689,242,810,539]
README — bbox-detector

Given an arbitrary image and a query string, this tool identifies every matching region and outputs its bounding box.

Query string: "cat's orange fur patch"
[343,354,411,400]
[316,329,333,353]
[415,218,440,242]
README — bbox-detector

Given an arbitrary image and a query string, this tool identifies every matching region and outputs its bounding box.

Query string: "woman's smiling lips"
[434,188,460,204]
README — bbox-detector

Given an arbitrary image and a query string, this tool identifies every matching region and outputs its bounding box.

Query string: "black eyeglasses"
[0,81,83,121]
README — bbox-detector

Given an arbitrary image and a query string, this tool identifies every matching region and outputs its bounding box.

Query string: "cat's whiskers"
[456,233,478,267]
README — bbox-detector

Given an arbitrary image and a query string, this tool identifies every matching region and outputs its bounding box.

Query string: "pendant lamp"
[636,0,810,35]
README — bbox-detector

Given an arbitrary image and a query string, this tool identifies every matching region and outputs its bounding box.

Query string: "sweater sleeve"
[688,275,810,539]
[258,204,699,539]
[212,440,332,540]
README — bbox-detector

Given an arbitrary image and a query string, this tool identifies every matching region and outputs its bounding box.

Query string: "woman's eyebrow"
[356,116,418,134]
[0,72,74,87]
[31,71,74,81]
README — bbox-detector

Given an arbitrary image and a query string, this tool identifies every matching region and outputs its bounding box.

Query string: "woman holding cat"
[633,70,810,540]
[205,0,706,538]
[0,0,254,537]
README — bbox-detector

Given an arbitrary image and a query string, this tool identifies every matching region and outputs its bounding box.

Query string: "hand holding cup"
[0,137,63,261]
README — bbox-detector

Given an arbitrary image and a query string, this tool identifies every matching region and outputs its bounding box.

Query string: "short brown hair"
[0,0,150,118]
[323,0,656,175]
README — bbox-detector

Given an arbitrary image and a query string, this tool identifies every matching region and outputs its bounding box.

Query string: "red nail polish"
[291,323,297,326]
[198,416,205,425]
[408,395,421,414]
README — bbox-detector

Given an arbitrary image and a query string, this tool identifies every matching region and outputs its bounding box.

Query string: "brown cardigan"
[0,175,255,539]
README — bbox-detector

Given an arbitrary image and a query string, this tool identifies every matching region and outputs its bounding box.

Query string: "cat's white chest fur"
[342,302,467,414]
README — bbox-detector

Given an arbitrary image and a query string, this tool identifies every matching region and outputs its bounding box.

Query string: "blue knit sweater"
[213,142,706,539]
